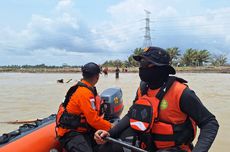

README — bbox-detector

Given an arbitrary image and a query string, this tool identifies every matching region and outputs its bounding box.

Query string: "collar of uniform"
[81,79,93,87]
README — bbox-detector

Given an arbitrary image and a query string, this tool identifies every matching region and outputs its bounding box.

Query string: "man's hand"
[94,130,110,144]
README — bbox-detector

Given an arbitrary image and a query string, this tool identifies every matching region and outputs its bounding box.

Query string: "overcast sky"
[0,0,230,66]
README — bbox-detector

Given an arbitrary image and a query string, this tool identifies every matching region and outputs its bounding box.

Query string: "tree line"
[0,47,228,68]
[102,47,228,67]
[0,64,81,68]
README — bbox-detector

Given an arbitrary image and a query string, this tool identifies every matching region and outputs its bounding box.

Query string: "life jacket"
[130,76,197,151]
[55,81,102,137]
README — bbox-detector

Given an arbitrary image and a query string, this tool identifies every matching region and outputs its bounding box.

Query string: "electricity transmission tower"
[143,9,152,48]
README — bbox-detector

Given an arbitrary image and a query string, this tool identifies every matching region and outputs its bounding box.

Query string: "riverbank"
[0,66,230,73]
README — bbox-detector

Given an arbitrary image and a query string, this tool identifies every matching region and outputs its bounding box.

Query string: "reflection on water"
[0,72,229,151]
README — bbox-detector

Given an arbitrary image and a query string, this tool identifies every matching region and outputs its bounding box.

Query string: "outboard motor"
[100,87,124,123]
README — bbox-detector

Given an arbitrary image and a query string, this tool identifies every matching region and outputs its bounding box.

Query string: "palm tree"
[196,50,210,66]
[211,54,228,66]
[133,48,143,56]
[166,47,180,66]
[128,48,143,67]
[180,48,197,66]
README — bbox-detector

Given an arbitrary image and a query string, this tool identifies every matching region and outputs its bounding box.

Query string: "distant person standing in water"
[125,66,128,72]
[102,67,109,76]
[115,66,120,79]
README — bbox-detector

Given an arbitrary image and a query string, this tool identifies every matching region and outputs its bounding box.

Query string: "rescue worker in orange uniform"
[56,62,112,152]
[94,47,219,152]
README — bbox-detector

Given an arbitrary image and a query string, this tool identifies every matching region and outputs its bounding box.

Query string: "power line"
[150,13,230,22]
[143,9,152,48]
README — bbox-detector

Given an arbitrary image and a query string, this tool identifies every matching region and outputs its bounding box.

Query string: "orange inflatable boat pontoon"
[0,114,61,152]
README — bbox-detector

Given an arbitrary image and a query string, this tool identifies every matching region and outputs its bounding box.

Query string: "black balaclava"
[139,66,170,89]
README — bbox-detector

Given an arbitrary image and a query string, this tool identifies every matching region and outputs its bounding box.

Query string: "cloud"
[56,0,73,12]
[0,0,229,65]
[1,8,97,53]
[171,8,230,56]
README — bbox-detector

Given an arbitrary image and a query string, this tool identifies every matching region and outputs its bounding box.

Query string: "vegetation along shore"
[1,66,230,74]
[1,47,229,73]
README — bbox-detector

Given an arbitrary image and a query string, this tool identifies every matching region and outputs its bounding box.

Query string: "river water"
[0,72,229,151]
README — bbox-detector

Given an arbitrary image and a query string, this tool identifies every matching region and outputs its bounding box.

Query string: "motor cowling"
[100,88,124,122]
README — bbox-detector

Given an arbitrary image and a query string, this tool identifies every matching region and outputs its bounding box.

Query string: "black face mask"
[139,66,169,89]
